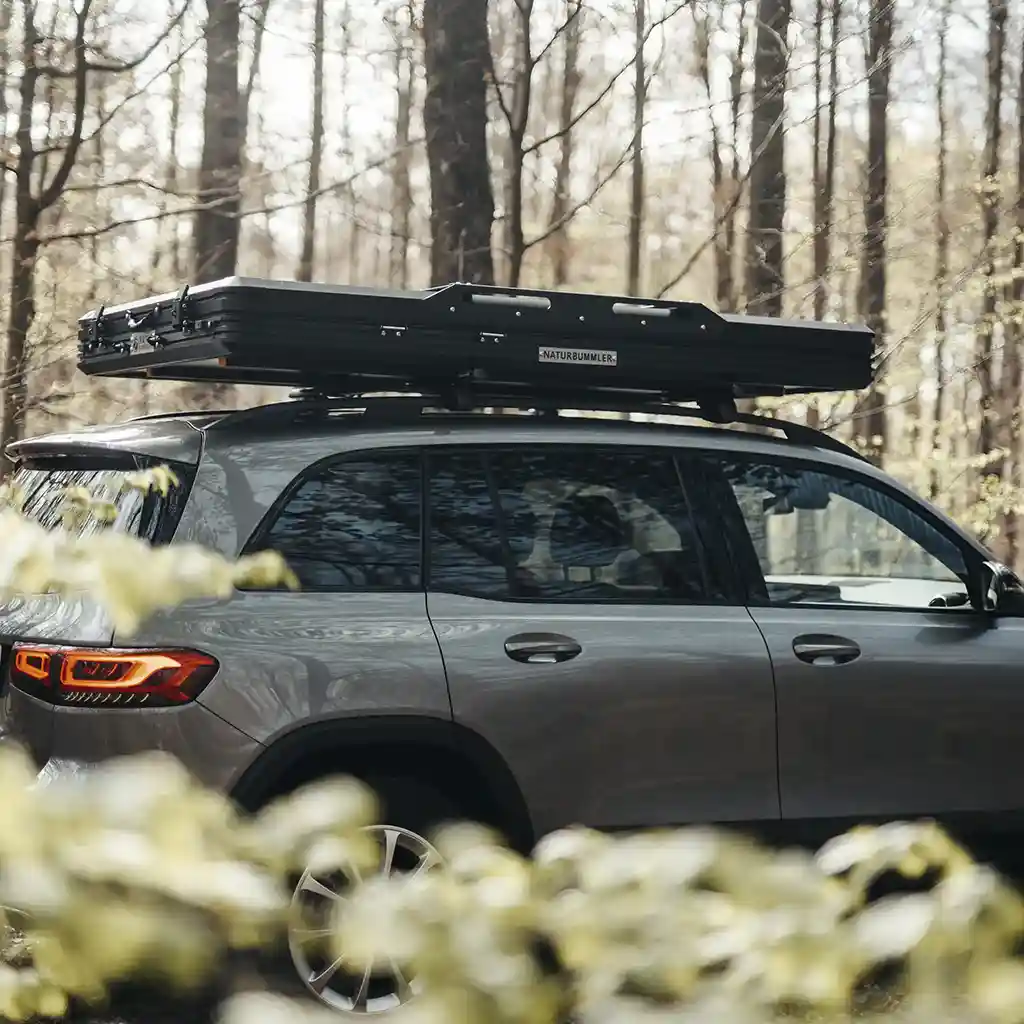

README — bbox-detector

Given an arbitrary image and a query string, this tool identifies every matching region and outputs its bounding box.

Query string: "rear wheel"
[261,775,463,1016]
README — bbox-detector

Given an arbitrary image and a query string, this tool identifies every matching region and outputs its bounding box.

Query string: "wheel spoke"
[381,827,400,877]
[410,846,441,880]
[386,954,411,997]
[353,960,374,1010]
[291,925,336,944]
[300,874,343,901]
[309,954,346,994]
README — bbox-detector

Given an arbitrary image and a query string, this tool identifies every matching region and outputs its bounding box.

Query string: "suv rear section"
[0,415,265,791]
[0,411,487,836]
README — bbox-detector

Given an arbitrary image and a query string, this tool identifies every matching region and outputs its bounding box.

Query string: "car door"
[423,442,779,839]
[696,447,1024,829]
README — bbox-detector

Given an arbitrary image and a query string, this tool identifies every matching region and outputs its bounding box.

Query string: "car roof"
[8,401,862,469]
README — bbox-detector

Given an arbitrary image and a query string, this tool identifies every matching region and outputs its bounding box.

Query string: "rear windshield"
[11,455,195,543]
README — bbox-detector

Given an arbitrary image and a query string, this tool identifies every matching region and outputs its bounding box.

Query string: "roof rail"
[125,409,234,424]
[207,389,867,462]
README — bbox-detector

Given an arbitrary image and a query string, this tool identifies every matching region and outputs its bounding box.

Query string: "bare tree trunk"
[193,0,242,283]
[151,3,186,283]
[697,9,727,312]
[722,0,748,312]
[501,0,534,287]
[88,74,107,304]
[388,1,415,288]
[805,0,839,432]
[33,3,62,199]
[745,0,791,317]
[997,28,1024,565]
[239,0,271,148]
[799,0,839,561]
[929,0,951,501]
[626,0,646,295]
[546,1,581,287]
[423,0,495,285]
[297,0,325,282]
[856,0,894,467]
[339,0,361,283]
[811,0,839,325]
[976,0,1008,461]
[0,0,14,247]
[2,0,93,473]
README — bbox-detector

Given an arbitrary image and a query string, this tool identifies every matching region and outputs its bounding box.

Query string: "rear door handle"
[792,634,861,666]
[504,633,582,665]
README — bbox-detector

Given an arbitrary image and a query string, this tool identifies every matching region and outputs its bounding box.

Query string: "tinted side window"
[251,453,422,590]
[710,454,970,609]
[428,447,720,603]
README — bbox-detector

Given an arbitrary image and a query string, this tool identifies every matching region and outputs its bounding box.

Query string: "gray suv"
[4,278,1024,1013]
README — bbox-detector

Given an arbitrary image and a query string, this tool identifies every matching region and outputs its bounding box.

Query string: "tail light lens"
[9,645,218,707]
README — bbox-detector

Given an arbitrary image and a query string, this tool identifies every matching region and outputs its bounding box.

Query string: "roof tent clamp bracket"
[695,393,738,423]
[171,284,193,333]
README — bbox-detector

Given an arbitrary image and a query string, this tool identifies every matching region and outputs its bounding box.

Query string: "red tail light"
[9,645,218,707]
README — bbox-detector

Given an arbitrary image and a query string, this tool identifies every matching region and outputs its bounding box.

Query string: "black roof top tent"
[77,277,875,412]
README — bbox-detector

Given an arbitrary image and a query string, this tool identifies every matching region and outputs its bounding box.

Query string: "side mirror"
[977,560,1024,614]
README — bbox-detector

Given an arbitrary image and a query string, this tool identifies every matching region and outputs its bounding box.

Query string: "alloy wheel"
[287,824,443,1015]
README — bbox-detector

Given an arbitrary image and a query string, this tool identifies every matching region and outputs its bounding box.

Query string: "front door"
[699,450,1024,828]
[424,442,779,839]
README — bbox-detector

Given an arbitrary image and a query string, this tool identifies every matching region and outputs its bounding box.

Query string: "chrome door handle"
[504,633,582,664]
[792,634,861,666]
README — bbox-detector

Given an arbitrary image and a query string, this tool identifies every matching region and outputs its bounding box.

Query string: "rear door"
[697,448,1024,830]
[0,447,197,765]
[423,442,779,838]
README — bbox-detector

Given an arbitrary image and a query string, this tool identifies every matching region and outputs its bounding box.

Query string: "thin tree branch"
[655,105,786,298]
[37,0,190,76]
[34,140,424,244]
[523,0,689,156]
[36,0,91,212]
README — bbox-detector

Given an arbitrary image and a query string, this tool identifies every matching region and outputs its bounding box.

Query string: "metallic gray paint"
[752,605,1024,820]
[428,594,778,835]
[1,412,1018,840]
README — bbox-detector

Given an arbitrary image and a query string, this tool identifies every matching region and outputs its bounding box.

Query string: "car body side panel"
[755,598,1024,822]
[0,687,54,766]
[160,591,452,745]
[430,594,778,838]
[46,701,261,792]
[120,431,452,746]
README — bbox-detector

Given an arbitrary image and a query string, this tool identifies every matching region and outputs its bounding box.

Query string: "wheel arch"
[228,714,535,853]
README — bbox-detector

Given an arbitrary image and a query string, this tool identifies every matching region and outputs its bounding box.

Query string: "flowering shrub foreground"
[1,757,1023,1024]
[0,469,1022,1024]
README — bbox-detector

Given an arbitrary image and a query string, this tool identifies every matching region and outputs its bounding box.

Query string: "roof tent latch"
[126,309,154,330]
[83,304,106,352]
[171,284,192,333]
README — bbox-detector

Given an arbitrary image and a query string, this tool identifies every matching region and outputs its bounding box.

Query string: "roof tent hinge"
[171,284,192,332]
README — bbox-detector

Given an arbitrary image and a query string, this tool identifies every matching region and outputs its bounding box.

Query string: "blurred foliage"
[0,467,1023,1024]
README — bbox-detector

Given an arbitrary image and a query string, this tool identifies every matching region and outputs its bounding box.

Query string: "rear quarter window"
[11,455,196,544]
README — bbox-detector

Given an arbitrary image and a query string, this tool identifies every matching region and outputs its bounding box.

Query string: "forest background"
[0,0,1022,562]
